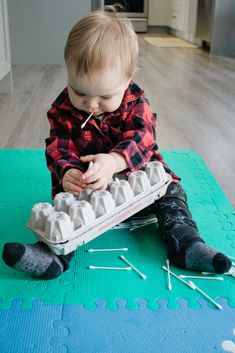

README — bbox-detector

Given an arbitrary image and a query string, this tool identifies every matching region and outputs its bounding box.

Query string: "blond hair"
[64,5,139,79]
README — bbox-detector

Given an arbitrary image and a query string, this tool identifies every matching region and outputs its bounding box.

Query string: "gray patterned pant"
[150,182,204,267]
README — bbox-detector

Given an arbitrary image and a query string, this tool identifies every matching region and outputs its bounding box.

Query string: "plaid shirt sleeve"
[110,94,180,184]
[110,96,160,171]
[45,106,86,193]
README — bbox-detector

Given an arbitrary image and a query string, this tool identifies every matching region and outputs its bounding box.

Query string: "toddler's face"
[67,66,131,116]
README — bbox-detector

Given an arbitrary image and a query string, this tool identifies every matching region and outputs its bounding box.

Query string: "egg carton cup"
[28,162,172,255]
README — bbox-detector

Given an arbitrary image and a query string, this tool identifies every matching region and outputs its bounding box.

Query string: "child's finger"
[63,181,83,195]
[86,177,106,190]
[67,174,87,188]
[83,168,103,184]
[83,163,100,180]
[69,169,84,179]
[80,155,95,162]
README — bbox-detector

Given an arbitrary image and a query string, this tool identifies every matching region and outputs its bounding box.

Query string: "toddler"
[2,6,231,279]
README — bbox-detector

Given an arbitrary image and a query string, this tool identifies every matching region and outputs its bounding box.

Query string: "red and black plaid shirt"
[45,81,179,198]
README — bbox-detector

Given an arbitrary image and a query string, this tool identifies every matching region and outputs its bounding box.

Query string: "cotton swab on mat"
[202,269,235,277]
[113,216,157,230]
[81,112,93,129]
[129,219,157,231]
[162,266,192,288]
[230,268,235,278]
[179,275,224,281]
[88,266,131,271]
[120,255,147,279]
[87,248,128,252]
[166,259,172,290]
[162,266,222,310]
[201,271,231,275]
[187,281,222,310]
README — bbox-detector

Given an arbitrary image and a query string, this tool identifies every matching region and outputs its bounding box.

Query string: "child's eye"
[72,89,85,96]
[101,96,112,100]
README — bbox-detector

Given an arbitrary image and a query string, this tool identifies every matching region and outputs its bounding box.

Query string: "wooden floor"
[0,35,235,207]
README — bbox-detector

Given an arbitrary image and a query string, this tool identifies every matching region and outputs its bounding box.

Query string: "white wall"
[7,0,91,64]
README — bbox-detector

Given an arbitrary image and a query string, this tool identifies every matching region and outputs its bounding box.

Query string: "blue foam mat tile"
[50,299,235,353]
[0,300,63,353]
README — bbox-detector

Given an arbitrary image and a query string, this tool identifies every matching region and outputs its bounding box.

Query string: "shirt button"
[103,120,107,125]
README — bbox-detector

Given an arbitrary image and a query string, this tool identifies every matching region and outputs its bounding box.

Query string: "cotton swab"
[113,216,157,230]
[187,281,222,310]
[230,268,235,278]
[129,219,157,231]
[161,267,222,310]
[88,265,131,271]
[166,259,172,290]
[87,248,128,252]
[228,255,235,260]
[202,270,235,278]
[120,255,147,280]
[81,112,93,129]
[162,266,192,288]
[179,275,224,281]
[201,271,232,275]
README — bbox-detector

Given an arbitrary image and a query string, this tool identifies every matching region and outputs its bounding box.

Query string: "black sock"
[2,242,65,279]
[185,242,232,274]
[168,241,232,274]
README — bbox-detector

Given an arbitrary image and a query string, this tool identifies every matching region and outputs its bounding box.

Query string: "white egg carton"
[28,161,172,255]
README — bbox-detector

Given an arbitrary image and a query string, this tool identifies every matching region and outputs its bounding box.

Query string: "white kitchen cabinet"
[148,0,198,42]
[0,0,12,92]
[169,0,187,31]
[169,0,198,42]
[148,0,170,26]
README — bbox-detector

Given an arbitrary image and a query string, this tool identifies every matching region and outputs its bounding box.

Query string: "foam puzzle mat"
[0,149,235,353]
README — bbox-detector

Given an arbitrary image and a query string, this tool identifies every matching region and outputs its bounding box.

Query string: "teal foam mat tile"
[0,149,234,309]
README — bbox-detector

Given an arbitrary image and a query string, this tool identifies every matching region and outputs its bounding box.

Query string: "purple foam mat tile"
[0,300,64,353]
[50,298,235,353]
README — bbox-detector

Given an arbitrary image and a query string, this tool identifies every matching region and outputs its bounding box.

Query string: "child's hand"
[62,168,88,195]
[80,153,117,190]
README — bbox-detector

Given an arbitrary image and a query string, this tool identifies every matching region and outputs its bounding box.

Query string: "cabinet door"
[148,0,170,26]
[169,0,187,31]
[0,0,11,81]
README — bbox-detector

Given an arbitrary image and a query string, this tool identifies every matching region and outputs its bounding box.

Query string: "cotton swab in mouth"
[166,259,172,290]
[179,275,224,281]
[187,281,222,310]
[120,255,147,279]
[87,248,128,252]
[88,265,131,271]
[81,112,93,129]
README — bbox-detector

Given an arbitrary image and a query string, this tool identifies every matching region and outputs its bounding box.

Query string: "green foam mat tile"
[0,149,234,309]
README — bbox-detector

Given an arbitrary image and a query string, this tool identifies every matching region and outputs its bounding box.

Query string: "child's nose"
[86,97,99,110]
